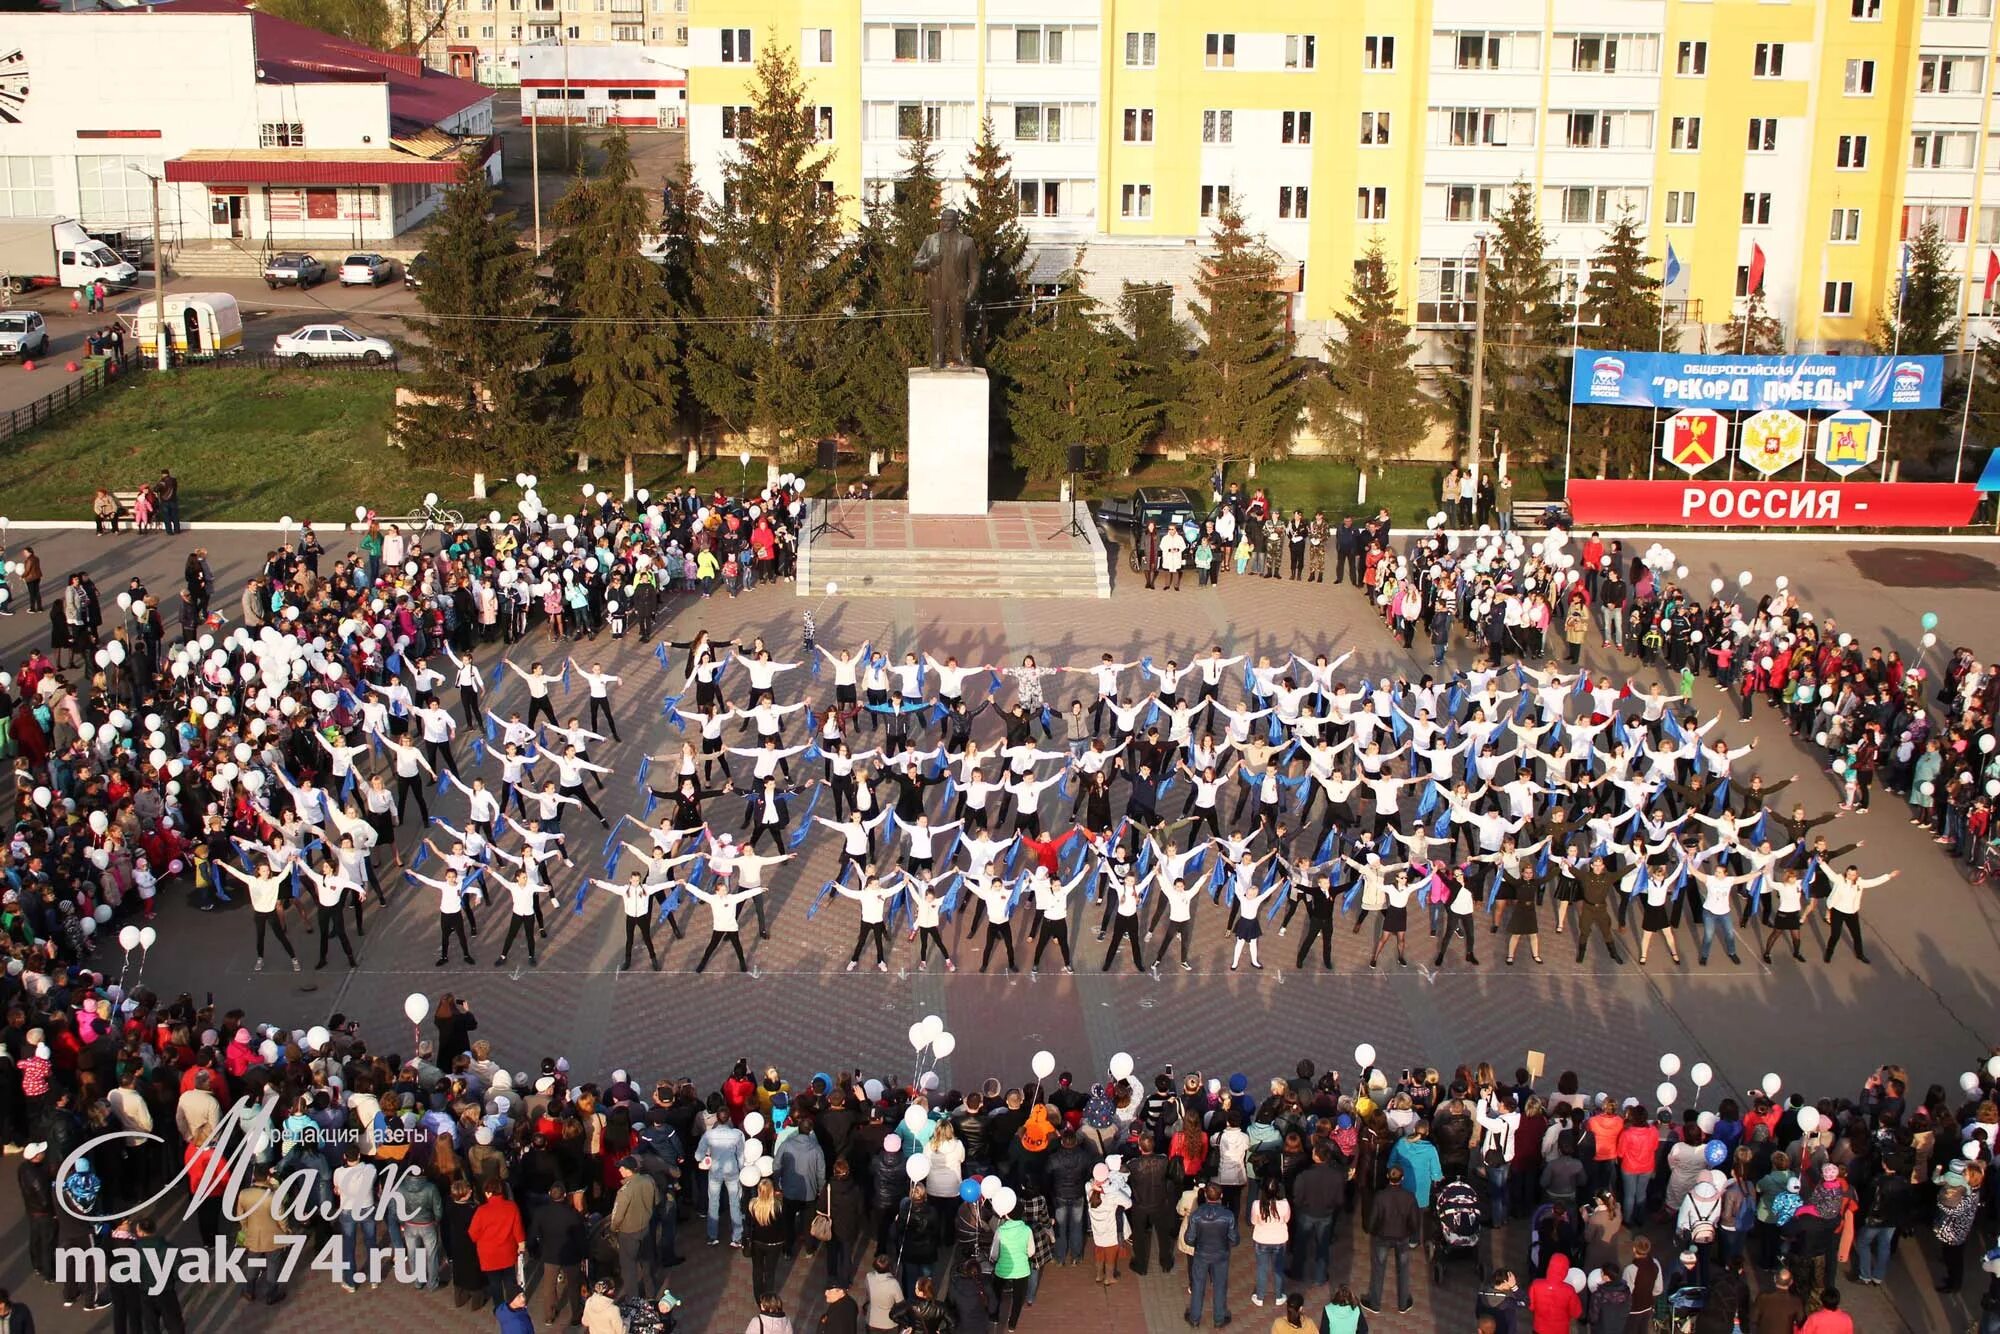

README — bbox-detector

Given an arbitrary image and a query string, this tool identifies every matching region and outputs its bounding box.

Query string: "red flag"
[1985,250,2000,303]
[1747,242,1767,296]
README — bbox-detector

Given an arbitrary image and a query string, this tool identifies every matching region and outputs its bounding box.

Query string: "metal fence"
[0,352,138,446]
[167,353,402,372]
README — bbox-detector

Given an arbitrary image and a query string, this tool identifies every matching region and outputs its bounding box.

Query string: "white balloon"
[905,1153,931,1182]
[919,1014,943,1043]
[932,1032,957,1059]
[1657,1082,1678,1107]
[739,1165,761,1189]
[118,925,140,951]
[1108,1051,1134,1081]
[306,1025,330,1050]
[1690,1063,1713,1088]
[138,926,157,949]
[1660,1053,1682,1078]
[87,811,108,835]
[1796,1106,1822,1134]
[1988,1056,2000,1079]
[1355,1043,1376,1069]
[1031,1050,1055,1080]
[1762,1073,1783,1097]
[908,1022,931,1051]
[992,1187,1017,1217]
[903,1105,928,1134]
[403,993,429,1025]
[1964,1073,1983,1095]
[1565,1268,1586,1293]
[743,1111,765,1138]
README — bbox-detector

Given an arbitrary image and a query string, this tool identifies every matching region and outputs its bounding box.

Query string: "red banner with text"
[1566,480,1980,528]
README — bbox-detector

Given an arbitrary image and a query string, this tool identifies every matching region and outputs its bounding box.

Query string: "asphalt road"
[0,524,1987,1331]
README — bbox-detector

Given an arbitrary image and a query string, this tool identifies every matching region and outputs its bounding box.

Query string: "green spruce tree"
[1875,219,1959,356]
[1305,240,1435,479]
[685,38,856,459]
[544,129,680,473]
[994,256,1148,480]
[1576,212,1672,477]
[395,163,552,490]
[839,129,944,454]
[1477,180,1569,467]
[1720,287,1785,355]
[960,117,1032,352]
[1178,201,1301,466]
[1116,281,1192,450]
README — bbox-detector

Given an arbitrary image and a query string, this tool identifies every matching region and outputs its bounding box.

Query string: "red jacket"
[1529,1255,1582,1334]
[467,1196,525,1272]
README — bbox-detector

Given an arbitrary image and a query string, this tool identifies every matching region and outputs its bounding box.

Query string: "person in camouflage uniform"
[1263,517,1286,580]
[1305,511,1328,583]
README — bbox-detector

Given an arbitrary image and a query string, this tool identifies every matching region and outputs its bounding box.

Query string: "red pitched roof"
[121,0,491,133]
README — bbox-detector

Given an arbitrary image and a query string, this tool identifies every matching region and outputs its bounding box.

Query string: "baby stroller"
[1428,1178,1483,1285]
[1654,1285,1706,1334]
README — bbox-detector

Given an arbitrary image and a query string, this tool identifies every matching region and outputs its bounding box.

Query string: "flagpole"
[1649,262,1670,481]
[1562,272,1582,486]
[1956,337,1979,484]
[1885,243,1907,482]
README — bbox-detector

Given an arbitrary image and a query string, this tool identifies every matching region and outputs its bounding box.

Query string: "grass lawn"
[0,369,467,522]
[0,366,1557,525]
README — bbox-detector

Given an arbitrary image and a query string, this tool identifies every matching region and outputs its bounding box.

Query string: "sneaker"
[846,961,857,972]
[291,959,301,972]
[254,958,264,972]
[1250,1295,1263,1308]
[1397,1302,1413,1315]
[1359,1301,1381,1315]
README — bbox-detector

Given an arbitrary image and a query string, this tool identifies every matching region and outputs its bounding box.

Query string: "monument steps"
[802,546,1106,599]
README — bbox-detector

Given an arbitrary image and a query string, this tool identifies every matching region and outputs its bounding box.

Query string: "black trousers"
[916,925,949,963]
[696,929,747,972]
[425,738,460,778]
[315,905,355,965]
[1296,916,1335,968]
[438,911,471,961]
[1433,914,1478,964]
[979,923,1016,972]
[395,774,431,824]
[253,909,296,961]
[500,912,538,962]
[850,921,888,964]
[624,915,659,967]
[588,696,621,742]
[1031,918,1071,968]
[1824,909,1868,961]
[1128,1205,1178,1274]
[1103,916,1144,971]
[1155,918,1193,966]
[460,684,484,727]
[526,695,557,728]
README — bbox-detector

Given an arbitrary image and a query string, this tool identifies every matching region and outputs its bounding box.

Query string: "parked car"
[262,253,326,289]
[272,323,395,365]
[403,250,429,290]
[339,253,397,286]
[0,310,49,359]
[1095,486,1202,572]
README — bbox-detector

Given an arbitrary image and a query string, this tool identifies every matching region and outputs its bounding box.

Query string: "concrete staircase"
[164,242,424,278]
[798,513,1111,599]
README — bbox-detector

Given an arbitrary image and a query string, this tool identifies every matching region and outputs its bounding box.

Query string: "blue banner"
[1571,349,1944,412]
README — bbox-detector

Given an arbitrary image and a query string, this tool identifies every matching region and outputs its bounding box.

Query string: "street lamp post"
[126,165,169,371]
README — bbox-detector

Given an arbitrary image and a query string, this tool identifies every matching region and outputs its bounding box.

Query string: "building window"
[1676,40,1706,75]
[1205,33,1235,68]
[1360,111,1390,145]
[1747,118,1777,152]
[259,122,306,148]
[1920,54,1985,94]
[1015,25,1067,63]
[1904,203,1969,241]
[1016,180,1061,217]
[720,104,751,138]
[802,27,834,63]
[1352,186,1381,221]
[1120,183,1153,219]
[812,106,834,139]
[566,25,581,40]
[1434,107,1535,148]
[1753,42,1784,78]
[1202,110,1233,144]
[1742,192,1772,225]
[1735,265,1751,298]
[1124,31,1156,67]
[1558,109,1653,150]
[1438,183,1499,222]
[1912,130,1977,169]
[1837,134,1869,169]
[1285,34,1315,69]
[455,26,468,38]
[1014,105,1065,142]
[609,88,659,100]
[1928,0,1994,13]
[720,27,750,61]
[1558,32,1662,73]
[892,26,945,62]
[896,103,943,139]
[1122,108,1154,142]
[1839,59,1875,96]
[73,154,155,224]
[1417,256,1479,324]
[1852,0,1881,16]
[1281,111,1312,145]
[1982,207,2000,244]
[612,24,640,40]
[1364,35,1394,69]
[1823,281,1854,315]
[1200,184,1230,218]
[481,25,494,37]
[1280,185,1312,219]
[1666,190,1695,225]
[1830,207,1861,241]
[1671,116,1700,151]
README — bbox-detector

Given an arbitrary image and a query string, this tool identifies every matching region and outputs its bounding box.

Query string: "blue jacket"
[1387,1137,1443,1209]
[495,1303,536,1334]
[1185,1201,1239,1259]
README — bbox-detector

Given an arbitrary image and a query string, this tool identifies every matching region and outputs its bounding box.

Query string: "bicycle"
[419,500,464,533]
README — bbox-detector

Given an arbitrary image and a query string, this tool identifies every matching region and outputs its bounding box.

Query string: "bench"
[1512,499,1566,528]
[111,490,140,524]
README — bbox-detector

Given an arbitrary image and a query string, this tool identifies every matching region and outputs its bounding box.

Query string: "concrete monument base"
[907,367,990,516]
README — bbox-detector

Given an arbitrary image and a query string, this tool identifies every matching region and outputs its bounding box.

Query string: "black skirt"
[1382,903,1409,932]
[1641,899,1672,932]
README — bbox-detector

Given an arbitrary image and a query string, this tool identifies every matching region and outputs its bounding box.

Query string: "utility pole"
[1466,234,1489,495]
[529,93,543,255]
[133,167,169,371]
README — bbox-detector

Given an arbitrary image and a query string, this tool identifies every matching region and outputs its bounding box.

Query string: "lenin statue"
[912,207,981,369]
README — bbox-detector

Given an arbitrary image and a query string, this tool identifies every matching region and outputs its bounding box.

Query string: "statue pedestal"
[907,367,990,516]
